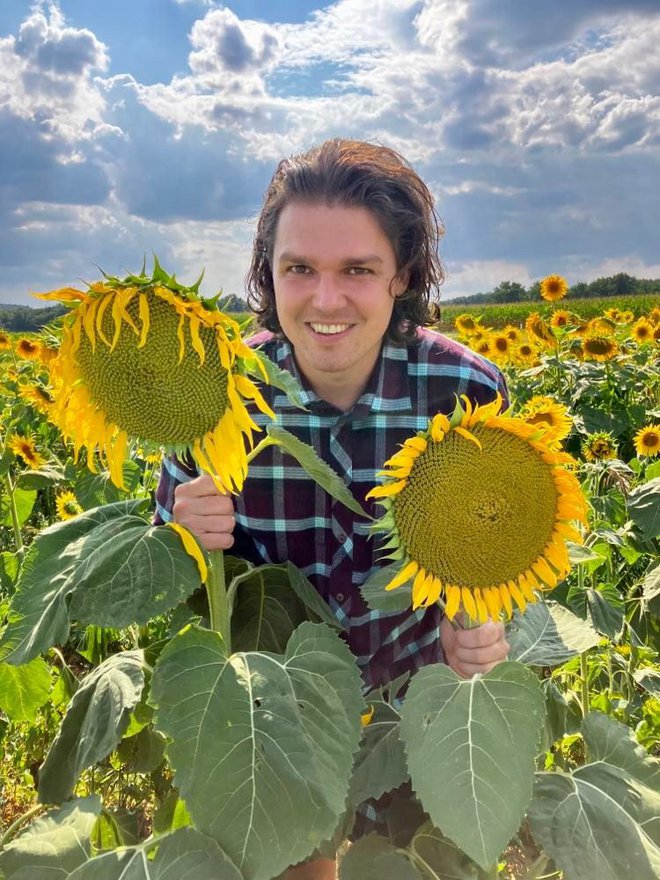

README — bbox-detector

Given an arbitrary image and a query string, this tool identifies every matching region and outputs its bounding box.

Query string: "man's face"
[272,201,406,409]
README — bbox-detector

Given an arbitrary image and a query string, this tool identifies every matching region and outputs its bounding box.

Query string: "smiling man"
[155,139,510,879]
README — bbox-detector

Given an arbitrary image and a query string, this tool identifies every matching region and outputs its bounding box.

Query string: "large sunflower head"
[36,260,274,491]
[367,395,588,624]
[525,312,558,348]
[540,274,568,302]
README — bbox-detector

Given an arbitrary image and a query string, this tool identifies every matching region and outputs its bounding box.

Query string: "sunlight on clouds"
[443,260,535,300]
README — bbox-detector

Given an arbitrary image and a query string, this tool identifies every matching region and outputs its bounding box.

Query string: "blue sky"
[1,0,659,307]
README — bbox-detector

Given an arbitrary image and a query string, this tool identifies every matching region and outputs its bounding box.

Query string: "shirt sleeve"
[153,453,198,525]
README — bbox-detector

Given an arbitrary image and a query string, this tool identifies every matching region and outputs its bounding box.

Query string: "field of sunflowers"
[0,268,658,880]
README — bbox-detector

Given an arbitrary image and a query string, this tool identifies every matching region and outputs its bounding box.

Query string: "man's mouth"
[309,322,352,335]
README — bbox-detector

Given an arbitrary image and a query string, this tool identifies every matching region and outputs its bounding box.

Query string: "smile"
[309,323,352,335]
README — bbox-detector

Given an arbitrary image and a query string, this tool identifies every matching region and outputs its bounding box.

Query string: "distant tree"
[217,293,249,312]
[491,280,526,303]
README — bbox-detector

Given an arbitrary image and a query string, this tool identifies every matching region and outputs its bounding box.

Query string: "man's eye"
[289,265,310,274]
[347,267,370,275]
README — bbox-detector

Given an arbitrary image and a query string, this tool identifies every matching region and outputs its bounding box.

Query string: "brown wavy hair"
[245,138,444,343]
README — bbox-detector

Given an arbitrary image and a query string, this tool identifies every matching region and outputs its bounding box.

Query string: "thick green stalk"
[3,473,24,553]
[207,549,231,651]
[0,803,44,848]
[580,651,590,717]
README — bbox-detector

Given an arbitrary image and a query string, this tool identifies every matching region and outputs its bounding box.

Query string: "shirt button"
[336,529,347,543]
[336,593,345,602]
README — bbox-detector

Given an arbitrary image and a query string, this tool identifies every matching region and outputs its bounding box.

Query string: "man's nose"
[312,273,346,310]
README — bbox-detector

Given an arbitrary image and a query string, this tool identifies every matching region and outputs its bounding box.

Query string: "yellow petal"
[95,294,113,346]
[553,522,583,543]
[499,583,513,619]
[188,314,206,366]
[166,522,209,583]
[454,426,483,451]
[532,557,558,588]
[366,480,406,499]
[508,580,527,613]
[445,584,461,620]
[361,705,374,727]
[384,560,418,591]
[474,588,489,624]
[461,586,478,622]
[424,576,443,607]
[404,436,427,453]
[484,586,502,621]
[412,569,430,610]
[138,293,150,349]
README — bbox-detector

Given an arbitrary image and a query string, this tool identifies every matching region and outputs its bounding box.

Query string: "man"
[155,139,509,879]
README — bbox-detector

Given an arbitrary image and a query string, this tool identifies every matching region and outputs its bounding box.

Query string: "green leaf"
[627,477,660,540]
[0,550,19,591]
[633,667,660,699]
[506,600,601,667]
[17,465,66,490]
[151,622,364,880]
[0,657,51,721]
[542,678,581,748]
[38,651,144,804]
[285,562,345,630]
[338,833,422,880]
[0,488,36,528]
[152,792,192,836]
[117,726,167,774]
[228,563,311,652]
[409,822,494,880]
[254,354,308,410]
[0,796,101,880]
[400,661,545,871]
[266,423,372,520]
[348,696,408,807]
[359,564,412,613]
[68,827,243,880]
[583,712,660,789]
[584,586,624,640]
[0,500,200,664]
[74,462,142,509]
[528,763,660,880]
[641,563,660,616]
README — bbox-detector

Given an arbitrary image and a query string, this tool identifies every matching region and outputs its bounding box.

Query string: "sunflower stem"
[246,435,276,465]
[3,473,24,554]
[580,651,590,717]
[207,549,231,651]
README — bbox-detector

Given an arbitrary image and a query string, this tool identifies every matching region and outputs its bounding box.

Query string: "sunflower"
[603,308,621,322]
[631,317,653,344]
[36,261,274,491]
[581,335,618,362]
[15,338,42,359]
[520,396,572,445]
[455,314,481,336]
[549,310,572,329]
[18,383,53,414]
[648,307,660,326]
[367,395,587,623]
[9,434,46,470]
[634,425,660,458]
[56,490,83,521]
[586,316,616,336]
[473,336,493,357]
[540,275,569,302]
[490,334,511,362]
[582,432,618,462]
[513,341,540,366]
[0,332,11,350]
[525,312,557,348]
[503,325,522,343]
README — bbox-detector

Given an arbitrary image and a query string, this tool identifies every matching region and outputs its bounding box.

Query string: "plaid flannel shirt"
[154,326,508,692]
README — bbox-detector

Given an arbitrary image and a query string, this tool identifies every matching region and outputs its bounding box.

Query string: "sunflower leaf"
[583,712,660,789]
[506,600,600,667]
[409,822,495,880]
[254,354,308,410]
[0,656,51,722]
[150,621,364,880]
[347,695,408,806]
[627,477,660,540]
[338,833,422,879]
[267,423,372,519]
[359,564,412,612]
[38,651,145,804]
[528,763,660,880]
[67,827,242,880]
[400,660,545,871]
[0,796,101,880]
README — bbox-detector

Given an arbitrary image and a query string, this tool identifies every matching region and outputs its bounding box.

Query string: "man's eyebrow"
[277,251,385,265]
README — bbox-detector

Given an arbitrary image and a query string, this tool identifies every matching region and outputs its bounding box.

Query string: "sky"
[1,0,659,307]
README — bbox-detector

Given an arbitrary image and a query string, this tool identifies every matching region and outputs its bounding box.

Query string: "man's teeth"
[310,323,350,334]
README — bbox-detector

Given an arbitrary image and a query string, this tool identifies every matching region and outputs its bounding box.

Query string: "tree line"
[447,273,659,306]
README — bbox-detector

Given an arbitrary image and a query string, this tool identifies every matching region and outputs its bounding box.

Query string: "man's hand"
[173,474,236,552]
[440,615,509,678]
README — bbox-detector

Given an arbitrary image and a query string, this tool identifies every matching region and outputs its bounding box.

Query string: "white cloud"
[442,260,535,300]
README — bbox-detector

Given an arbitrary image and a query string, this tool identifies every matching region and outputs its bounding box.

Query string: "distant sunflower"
[586,317,616,336]
[603,308,621,322]
[56,490,83,521]
[631,318,653,344]
[634,425,660,458]
[540,275,568,302]
[503,325,522,342]
[18,383,53,414]
[36,260,274,491]
[15,338,41,360]
[473,336,493,357]
[618,310,635,324]
[550,310,572,329]
[526,312,557,348]
[455,314,481,336]
[9,434,46,470]
[0,332,11,351]
[367,395,587,623]
[648,307,660,326]
[582,335,618,362]
[490,334,511,362]
[582,432,618,462]
[520,396,572,445]
[513,341,539,366]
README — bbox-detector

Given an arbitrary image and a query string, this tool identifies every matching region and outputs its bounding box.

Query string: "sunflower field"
[0,270,658,880]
